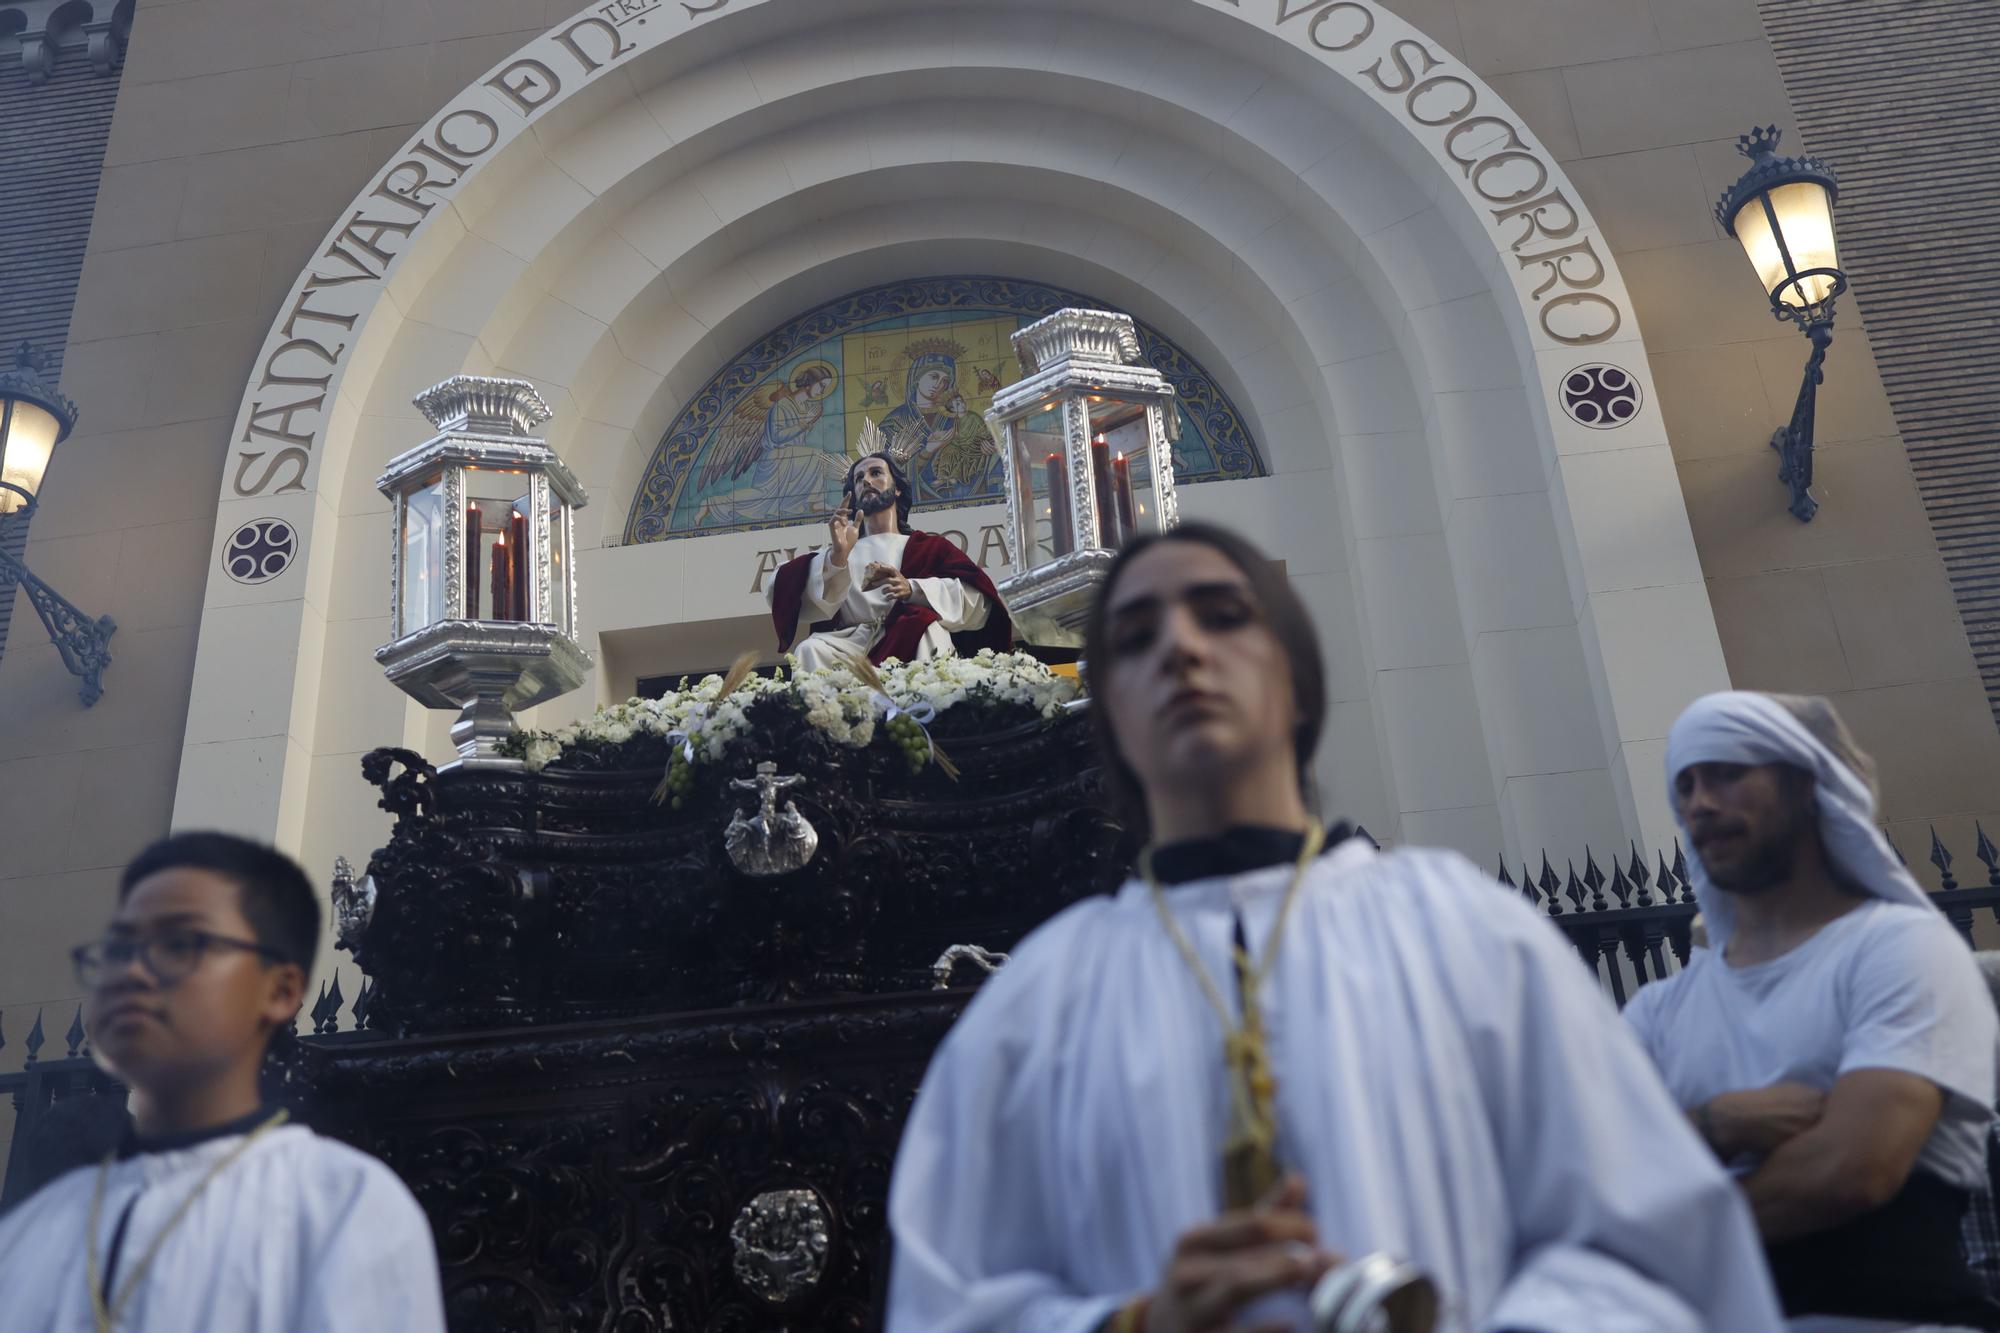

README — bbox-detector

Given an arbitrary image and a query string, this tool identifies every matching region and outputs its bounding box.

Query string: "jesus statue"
[765,447,1011,673]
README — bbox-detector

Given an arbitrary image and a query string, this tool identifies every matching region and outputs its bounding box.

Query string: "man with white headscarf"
[1624,691,1999,1332]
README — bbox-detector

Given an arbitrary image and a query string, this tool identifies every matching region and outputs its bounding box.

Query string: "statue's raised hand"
[828,505,859,567]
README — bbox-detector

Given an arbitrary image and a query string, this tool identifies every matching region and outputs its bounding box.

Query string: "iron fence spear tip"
[1976,822,2000,887]
[1929,826,1958,890]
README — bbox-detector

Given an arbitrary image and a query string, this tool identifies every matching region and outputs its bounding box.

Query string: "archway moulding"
[180,0,1724,866]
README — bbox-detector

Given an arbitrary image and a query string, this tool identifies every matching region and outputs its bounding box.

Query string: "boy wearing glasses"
[0,832,446,1332]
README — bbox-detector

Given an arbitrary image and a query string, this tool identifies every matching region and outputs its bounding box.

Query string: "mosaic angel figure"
[696,361,847,527]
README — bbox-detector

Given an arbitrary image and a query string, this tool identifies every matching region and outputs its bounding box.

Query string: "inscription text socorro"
[229,0,1622,500]
[1251,0,1621,347]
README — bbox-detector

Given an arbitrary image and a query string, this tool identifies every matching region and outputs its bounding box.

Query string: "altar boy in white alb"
[885,523,1784,1333]
[0,833,445,1333]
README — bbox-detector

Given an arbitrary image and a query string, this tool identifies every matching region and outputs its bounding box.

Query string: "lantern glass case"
[0,342,79,516]
[987,309,1180,644]
[1714,126,1844,324]
[376,376,591,768]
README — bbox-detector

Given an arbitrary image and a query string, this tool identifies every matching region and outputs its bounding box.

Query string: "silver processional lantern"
[986,308,1180,645]
[374,376,590,768]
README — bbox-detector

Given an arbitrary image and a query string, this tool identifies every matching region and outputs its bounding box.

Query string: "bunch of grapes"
[886,715,929,774]
[663,752,694,809]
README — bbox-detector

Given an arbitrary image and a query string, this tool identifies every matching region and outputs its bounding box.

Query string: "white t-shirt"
[1624,898,1997,1189]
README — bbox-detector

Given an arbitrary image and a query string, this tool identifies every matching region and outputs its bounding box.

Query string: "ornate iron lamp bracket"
[0,488,116,706]
[1771,316,1835,523]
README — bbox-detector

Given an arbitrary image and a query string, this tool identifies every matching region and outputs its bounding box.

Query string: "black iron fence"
[7,823,1999,1215]
[1510,828,2000,1005]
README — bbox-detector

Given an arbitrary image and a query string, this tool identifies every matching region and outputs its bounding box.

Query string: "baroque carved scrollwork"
[348,709,1128,1035]
[274,718,1134,1329]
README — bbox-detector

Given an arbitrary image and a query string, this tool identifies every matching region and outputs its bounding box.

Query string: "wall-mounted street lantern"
[0,342,115,706]
[375,376,590,769]
[985,309,1181,645]
[1715,126,1846,522]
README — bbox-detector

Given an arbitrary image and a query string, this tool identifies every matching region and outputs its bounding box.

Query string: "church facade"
[3,0,1999,1163]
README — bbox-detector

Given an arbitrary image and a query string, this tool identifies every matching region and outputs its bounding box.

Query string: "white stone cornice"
[0,0,130,84]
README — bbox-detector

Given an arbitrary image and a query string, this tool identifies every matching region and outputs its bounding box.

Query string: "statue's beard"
[854,487,896,516]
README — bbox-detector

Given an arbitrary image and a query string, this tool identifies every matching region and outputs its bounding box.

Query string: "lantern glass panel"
[1732,180,1839,311]
[1125,412,1165,540]
[1086,397,1150,549]
[465,467,535,622]
[548,495,569,628]
[1010,402,1071,565]
[0,396,62,515]
[399,472,447,634]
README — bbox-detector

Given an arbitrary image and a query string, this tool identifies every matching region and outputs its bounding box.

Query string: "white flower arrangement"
[505,649,1079,774]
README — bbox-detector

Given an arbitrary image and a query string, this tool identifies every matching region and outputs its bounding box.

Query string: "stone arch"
[183,0,1727,882]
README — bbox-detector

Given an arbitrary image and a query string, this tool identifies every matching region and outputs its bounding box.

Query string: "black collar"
[1148,822,1354,886]
[118,1104,282,1161]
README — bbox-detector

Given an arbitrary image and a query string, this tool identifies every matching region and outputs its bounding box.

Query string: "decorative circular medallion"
[222,518,297,584]
[730,1188,832,1305]
[1559,364,1642,429]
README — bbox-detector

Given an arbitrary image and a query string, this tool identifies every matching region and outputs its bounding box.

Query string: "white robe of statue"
[771,530,989,672]
[0,1123,446,1333]
[885,838,1786,1333]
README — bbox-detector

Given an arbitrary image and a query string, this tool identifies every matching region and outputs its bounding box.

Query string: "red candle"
[464,504,481,619]
[1044,453,1073,557]
[1113,452,1137,537]
[489,532,512,621]
[1090,436,1120,549]
[509,509,530,620]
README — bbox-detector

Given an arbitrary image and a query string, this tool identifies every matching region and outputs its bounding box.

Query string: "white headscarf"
[1664,690,1936,951]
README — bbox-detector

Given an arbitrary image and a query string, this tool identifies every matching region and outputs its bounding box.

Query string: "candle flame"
[496,534,505,545]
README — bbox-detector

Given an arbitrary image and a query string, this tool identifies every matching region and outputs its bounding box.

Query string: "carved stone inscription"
[748,523,1010,594]
[227,0,1627,504]
[229,13,657,499]
[681,0,1627,352]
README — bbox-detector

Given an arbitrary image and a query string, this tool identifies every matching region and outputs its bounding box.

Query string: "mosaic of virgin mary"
[876,338,1002,505]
